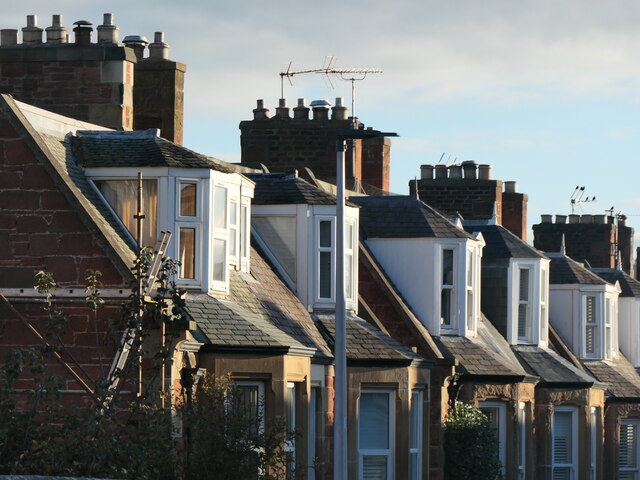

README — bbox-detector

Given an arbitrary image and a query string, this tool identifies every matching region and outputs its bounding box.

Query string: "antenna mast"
[569,186,596,214]
[280,56,382,123]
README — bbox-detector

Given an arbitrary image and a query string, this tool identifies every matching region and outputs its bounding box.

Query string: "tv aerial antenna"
[280,56,382,123]
[570,186,596,214]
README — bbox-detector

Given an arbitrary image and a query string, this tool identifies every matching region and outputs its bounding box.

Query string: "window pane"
[230,228,237,257]
[467,252,473,287]
[518,304,529,339]
[346,222,354,248]
[179,228,195,279]
[230,200,238,225]
[241,205,248,258]
[467,290,474,330]
[253,216,297,282]
[214,187,227,229]
[410,391,422,449]
[441,289,452,326]
[319,251,332,298]
[213,238,226,282]
[235,385,261,435]
[363,456,387,480]
[359,393,389,450]
[620,423,638,468]
[442,249,454,285]
[586,296,596,323]
[586,325,596,354]
[96,179,158,247]
[519,268,530,301]
[320,221,332,248]
[554,411,573,464]
[180,183,196,216]
[346,253,353,300]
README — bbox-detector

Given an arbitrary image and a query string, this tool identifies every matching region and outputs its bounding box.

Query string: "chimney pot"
[331,96,348,120]
[478,164,492,180]
[420,164,434,180]
[541,214,553,223]
[461,160,478,179]
[555,214,567,224]
[72,20,93,45]
[275,98,290,119]
[122,35,148,60]
[448,165,463,178]
[581,214,593,224]
[148,31,169,59]
[252,99,269,120]
[504,181,518,193]
[293,98,309,120]
[311,99,330,121]
[593,214,606,224]
[0,29,18,46]
[97,13,118,44]
[435,164,448,179]
[22,15,43,45]
[46,14,67,44]
[569,214,581,224]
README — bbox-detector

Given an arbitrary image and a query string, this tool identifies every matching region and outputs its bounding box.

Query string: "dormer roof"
[463,223,547,260]
[247,172,354,206]
[350,195,474,240]
[74,130,235,172]
[590,268,640,298]
[546,253,609,285]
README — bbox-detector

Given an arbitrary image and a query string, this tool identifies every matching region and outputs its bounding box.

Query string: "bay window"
[358,390,394,480]
[620,419,640,480]
[553,407,577,480]
[518,267,531,341]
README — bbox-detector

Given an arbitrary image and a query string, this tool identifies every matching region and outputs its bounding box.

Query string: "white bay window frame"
[315,216,335,305]
[211,182,229,290]
[358,390,395,480]
[552,406,578,480]
[175,178,202,286]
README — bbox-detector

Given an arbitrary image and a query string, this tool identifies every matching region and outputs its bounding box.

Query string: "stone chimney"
[45,15,67,44]
[97,13,118,44]
[72,20,93,45]
[22,15,43,45]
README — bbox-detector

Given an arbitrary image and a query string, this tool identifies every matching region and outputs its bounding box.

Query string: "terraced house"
[4,12,640,480]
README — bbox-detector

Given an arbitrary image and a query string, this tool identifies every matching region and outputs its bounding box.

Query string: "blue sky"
[6,1,640,241]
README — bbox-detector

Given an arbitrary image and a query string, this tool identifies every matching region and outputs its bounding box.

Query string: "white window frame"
[466,249,475,333]
[519,402,527,480]
[409,389,423,480]
[286,382,296,476]
[358,389,395,480]
[240,197,251,272]
[552,406,578,480]
[590,407,598,480]
[540,265,549,346]
[479,401,506,476]
[176,223,202,285]
[345,220,356,304]
[315,216,335,305]
[212,183,229,290]
[605,297,613,360]
[439,245,457,331]
[229,195,239,267]
[620,418,640,480]
[583,294,600,359]
[175,178,202,286]
[517,266,532,342]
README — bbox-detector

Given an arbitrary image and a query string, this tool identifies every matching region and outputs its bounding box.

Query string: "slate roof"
[314,313,429,366]
[246,172,355,206]
[463,223,546,259]
[227,246,332,360]
[436,322,527,378]
[186,293,312,355]
[350,195,474,240]
[583,355,640,398]
[73,130,235,173]
[512,345,597,385]
[590,268,640,298]
[546,253,609,285]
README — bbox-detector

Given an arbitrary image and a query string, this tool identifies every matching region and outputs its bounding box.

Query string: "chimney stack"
[22,15,43,45]
[97,13,118,44]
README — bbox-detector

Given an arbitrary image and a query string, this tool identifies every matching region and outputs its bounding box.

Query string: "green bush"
[444,401,503,480]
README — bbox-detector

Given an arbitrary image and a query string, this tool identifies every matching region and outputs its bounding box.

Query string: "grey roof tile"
[246,173,355,206]
[350,195,473,240]
[583,354,640,398]
[546,253,609,285]
[513,345,597,385]
[590,268,640,297]
[314,313,427,365]
[74,130,234,172]
[463,223,546,259]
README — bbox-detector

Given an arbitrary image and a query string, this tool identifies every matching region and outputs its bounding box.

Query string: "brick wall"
[502,191,528,241]
[532,218,631,271]
[0,44,136,130]
[239,100,392,191]
[411,177,503,222]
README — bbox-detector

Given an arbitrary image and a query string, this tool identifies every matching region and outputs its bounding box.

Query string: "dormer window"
[441,248,455,328]
[584,295,598,357]
[318,218,334,301]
